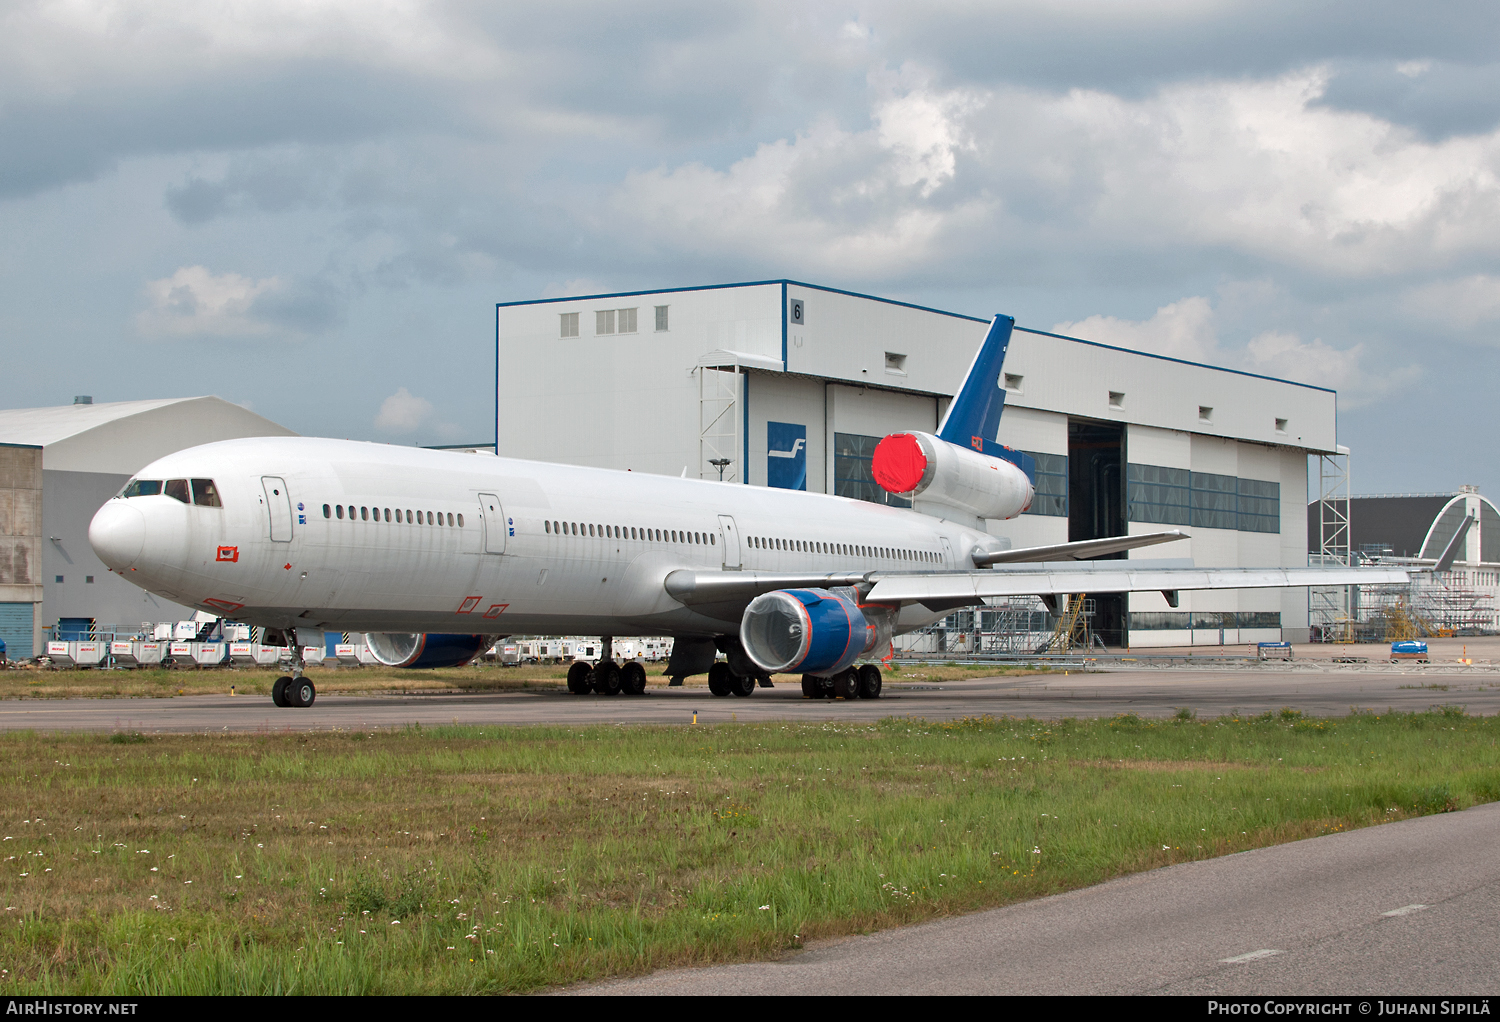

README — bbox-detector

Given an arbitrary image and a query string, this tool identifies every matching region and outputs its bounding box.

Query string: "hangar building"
[496,280,1338,646]
[0,397,296,657]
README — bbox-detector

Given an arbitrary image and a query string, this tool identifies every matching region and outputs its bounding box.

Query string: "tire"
[272,676,292,707]
[801,675,822,698]
[566,661,594,694]
[858,664,883,699]
[707,662,733,697]
[731,671,756,697]
[833,669,860,700]
[621,661,648,695]
[289,678,316,708]
[595,661,622,696]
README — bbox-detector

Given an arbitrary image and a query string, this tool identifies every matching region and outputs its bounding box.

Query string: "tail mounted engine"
[740,587,896,678]
[364,633,491,669]
[871,431,1034,523]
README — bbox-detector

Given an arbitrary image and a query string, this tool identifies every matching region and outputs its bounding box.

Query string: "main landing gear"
[271,628,317,708]
[565,637,650,696]
[706,662,759,697]
[800,664,882,701]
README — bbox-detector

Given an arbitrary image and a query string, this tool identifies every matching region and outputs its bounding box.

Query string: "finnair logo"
[769,438,807,459]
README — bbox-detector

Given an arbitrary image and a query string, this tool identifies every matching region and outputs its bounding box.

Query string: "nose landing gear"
[270,629,317,708]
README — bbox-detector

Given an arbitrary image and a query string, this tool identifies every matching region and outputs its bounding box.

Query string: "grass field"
[0,707,1495,994]
[0,661,1044,700]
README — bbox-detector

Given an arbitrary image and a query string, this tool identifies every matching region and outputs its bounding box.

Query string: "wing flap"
[866,566,1412,603]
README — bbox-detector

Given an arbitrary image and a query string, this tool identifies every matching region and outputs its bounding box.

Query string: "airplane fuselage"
[90,437,994,639]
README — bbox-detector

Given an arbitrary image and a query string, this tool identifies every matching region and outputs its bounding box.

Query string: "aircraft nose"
[89,501,146,569]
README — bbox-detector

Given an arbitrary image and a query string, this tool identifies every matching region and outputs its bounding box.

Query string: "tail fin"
[936,315,1034,481]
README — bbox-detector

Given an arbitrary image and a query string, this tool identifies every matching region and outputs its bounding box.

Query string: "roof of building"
[0,397,297,475]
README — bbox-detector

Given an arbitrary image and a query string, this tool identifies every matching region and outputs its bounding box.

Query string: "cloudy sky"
[3,1,1498,496]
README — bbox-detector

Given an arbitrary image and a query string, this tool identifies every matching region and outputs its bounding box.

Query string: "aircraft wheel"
[289,678,316,708]
[731,671,755,697]
[707,662,733,697]
[595,661,623,696]
[566,661,594,694]
[833,669,860,700]
[801,675,823,698]
[858,664,883,699]
[272,676,292,707]
[620,661,647,695]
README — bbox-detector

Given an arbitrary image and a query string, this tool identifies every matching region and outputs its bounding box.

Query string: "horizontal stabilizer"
[976,530,1188,565]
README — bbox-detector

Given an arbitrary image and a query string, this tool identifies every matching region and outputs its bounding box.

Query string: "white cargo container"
[134,641,165,666]
[167,641,193,664]
[192,643,226,667]
[334,643,360,666]
[356,644,379,665]
[109,640,136,664]
[302,646,323,665]
[152,623,173,641]
[496,643,520,665]
[45,640,73,665]
[229,642,281,666]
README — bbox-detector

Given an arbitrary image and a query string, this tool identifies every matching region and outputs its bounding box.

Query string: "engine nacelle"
[871,431,1033,521]
[364,633,490,669]
[740,588,895,678]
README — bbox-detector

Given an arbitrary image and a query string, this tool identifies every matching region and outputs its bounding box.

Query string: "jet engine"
[740,588,895,678]
[363,632,491,669]
[870,431,1033,521]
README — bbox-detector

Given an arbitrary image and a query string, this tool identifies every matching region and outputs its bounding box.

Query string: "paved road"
[578,801,1500,995]
[0,665,1495,732]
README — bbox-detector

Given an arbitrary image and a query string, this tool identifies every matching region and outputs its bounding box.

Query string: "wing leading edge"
[665,564,1411,616]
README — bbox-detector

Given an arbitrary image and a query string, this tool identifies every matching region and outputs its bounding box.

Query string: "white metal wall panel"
[784,286,986,396]
[995,406,1066,456]
[1127,424,1191,469]
[1006,328,1338,454]
[496,283,782,477]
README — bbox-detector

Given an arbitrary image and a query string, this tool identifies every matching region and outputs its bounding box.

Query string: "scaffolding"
[1309,446,1355,642]
[697,356,742,484]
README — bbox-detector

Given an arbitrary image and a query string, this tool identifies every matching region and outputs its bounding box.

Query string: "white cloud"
[136,265,281,337]
[1050,297,1218,362]
[374,386,432,433]
[1402,275,1500,331]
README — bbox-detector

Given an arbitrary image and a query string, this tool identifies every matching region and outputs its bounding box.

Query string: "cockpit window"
[191,479,222,508]
[121,479,162,498]
[164,479,190,503]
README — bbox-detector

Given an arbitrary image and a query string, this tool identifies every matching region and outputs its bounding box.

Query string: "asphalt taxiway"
[577,800,1500,995]
[1,664,1496,732]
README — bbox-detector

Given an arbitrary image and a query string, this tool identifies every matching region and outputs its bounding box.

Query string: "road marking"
[1381,904,1428,917]
[1220,949,1283,964]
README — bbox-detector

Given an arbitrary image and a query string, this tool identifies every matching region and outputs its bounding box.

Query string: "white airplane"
[88,316,1408,708]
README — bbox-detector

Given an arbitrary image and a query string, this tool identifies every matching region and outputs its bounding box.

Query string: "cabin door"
[262,477,293,542]
[718,514,742,569]
[478,493,507,554]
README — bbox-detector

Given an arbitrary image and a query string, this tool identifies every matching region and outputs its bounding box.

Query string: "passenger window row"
[747,535,937,563]
[544,521,716,546]
[321,505,464,528]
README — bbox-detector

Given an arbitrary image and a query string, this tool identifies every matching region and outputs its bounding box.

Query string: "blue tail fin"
[936,315,1034,482]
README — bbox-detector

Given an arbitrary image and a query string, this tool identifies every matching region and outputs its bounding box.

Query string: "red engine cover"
[872,433,927,494]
